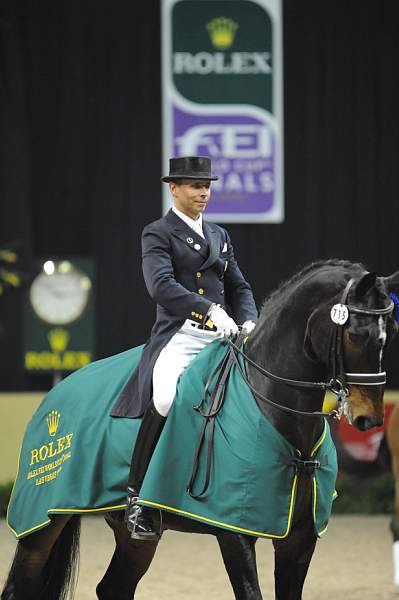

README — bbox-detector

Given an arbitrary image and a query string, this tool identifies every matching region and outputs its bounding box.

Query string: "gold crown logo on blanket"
[46,410,61,437]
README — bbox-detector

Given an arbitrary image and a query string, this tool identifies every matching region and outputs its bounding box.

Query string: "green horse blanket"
[7,341,337,540]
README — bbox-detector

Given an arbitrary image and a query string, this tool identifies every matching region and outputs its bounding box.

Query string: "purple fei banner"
[162,0,284,223]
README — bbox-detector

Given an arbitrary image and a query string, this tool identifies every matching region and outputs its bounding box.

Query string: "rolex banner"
[162,0,284,223]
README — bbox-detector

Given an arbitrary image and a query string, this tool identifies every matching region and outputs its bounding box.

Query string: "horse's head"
[304,269,399,431]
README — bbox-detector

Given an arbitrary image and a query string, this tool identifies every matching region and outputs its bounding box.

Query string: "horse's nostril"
[354,416,374,431]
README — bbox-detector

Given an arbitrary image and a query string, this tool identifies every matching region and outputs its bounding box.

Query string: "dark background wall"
[1,0,399,390]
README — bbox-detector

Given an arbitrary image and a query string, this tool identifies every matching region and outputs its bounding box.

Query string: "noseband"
[225,277,394,419]
[329,277,394,390]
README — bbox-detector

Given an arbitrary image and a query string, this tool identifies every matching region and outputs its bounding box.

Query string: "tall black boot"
[125,400,166,540]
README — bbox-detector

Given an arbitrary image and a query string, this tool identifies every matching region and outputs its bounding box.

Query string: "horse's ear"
[354,272,377,299]
[383,270,399,295]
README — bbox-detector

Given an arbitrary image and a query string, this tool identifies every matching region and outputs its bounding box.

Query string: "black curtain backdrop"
[1,0,399,390]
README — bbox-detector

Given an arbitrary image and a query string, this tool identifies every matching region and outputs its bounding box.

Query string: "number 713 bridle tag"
[330,304,349,325]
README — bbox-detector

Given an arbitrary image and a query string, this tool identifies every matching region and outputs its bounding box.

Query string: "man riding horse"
[111,156,258,540]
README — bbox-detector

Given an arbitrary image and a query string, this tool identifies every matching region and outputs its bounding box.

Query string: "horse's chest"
[293,476,314,522]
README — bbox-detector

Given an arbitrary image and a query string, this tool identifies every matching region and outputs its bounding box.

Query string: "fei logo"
[162,0,283,222]
[176,124,272,158]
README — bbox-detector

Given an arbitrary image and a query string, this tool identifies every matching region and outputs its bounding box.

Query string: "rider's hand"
[241,320,256,335]
[208,304,239,337]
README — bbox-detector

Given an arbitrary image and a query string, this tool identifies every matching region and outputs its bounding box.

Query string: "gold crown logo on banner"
[206,17,238,50]
[47,410,61,437]
[47,328,70,353]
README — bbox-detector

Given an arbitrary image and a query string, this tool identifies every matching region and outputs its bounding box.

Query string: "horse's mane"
[260,258,366,317]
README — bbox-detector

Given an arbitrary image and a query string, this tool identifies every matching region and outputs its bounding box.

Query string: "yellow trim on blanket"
[7,519,52,538]
[50,504,127,514]
[311,420,327,456]
[139,474,298,540]
[311,423,329,537]
[312,476,317,523]
[318,523,329,537]
[8,504,128,539]
[310,423,335,538]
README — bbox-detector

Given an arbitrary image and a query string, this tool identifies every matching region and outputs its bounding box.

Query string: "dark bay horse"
[2,259,399,600]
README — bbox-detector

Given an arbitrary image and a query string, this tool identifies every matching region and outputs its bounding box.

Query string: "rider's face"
[169,179,211,220]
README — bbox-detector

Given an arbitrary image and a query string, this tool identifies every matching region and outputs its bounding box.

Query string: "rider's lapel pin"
[186,237,193,244]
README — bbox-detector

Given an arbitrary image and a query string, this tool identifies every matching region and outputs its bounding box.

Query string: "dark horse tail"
[41,516,81,600]
[331,420,391,477]
[1,516,81,600]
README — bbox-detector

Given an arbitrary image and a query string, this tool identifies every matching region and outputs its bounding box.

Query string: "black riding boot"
[125,401,166,540]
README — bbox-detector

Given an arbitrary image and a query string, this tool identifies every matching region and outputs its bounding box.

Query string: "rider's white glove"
[208,304,239,337]
[241,320,256,335]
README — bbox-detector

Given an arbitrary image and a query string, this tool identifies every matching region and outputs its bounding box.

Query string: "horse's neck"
[246,323,326,456]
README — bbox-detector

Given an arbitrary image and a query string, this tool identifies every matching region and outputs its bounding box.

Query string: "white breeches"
[152,320,223,417]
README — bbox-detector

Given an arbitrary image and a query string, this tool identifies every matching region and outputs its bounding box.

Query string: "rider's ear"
[383,270,399,296]
[303,308,321,362]
[354,272,377,299]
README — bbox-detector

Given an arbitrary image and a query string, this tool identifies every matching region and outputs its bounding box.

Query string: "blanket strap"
[291,458,321,475]
[187,336,245,499]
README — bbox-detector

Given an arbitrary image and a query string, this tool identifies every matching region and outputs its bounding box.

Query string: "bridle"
[224,277,394,419]
[328,277,393,389]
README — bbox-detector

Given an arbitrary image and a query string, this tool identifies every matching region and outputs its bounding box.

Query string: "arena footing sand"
[1,515,398,598]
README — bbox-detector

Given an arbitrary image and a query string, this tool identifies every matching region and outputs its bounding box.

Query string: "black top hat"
[161,156,218,182]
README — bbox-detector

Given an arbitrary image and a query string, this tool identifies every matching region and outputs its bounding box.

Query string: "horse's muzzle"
[353,415,383,431]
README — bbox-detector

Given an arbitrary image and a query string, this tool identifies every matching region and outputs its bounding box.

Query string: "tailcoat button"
[198,288,204,295]
[196,272,201,278]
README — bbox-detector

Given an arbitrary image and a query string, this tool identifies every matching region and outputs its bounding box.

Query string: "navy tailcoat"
[111,209,257,418]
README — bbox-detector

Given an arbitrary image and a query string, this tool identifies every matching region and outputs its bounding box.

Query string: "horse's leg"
[1,515,76,600]
[96,513,159,600]
[273,524,317,600]
[216,531,262,599]
[387,404,399,585]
